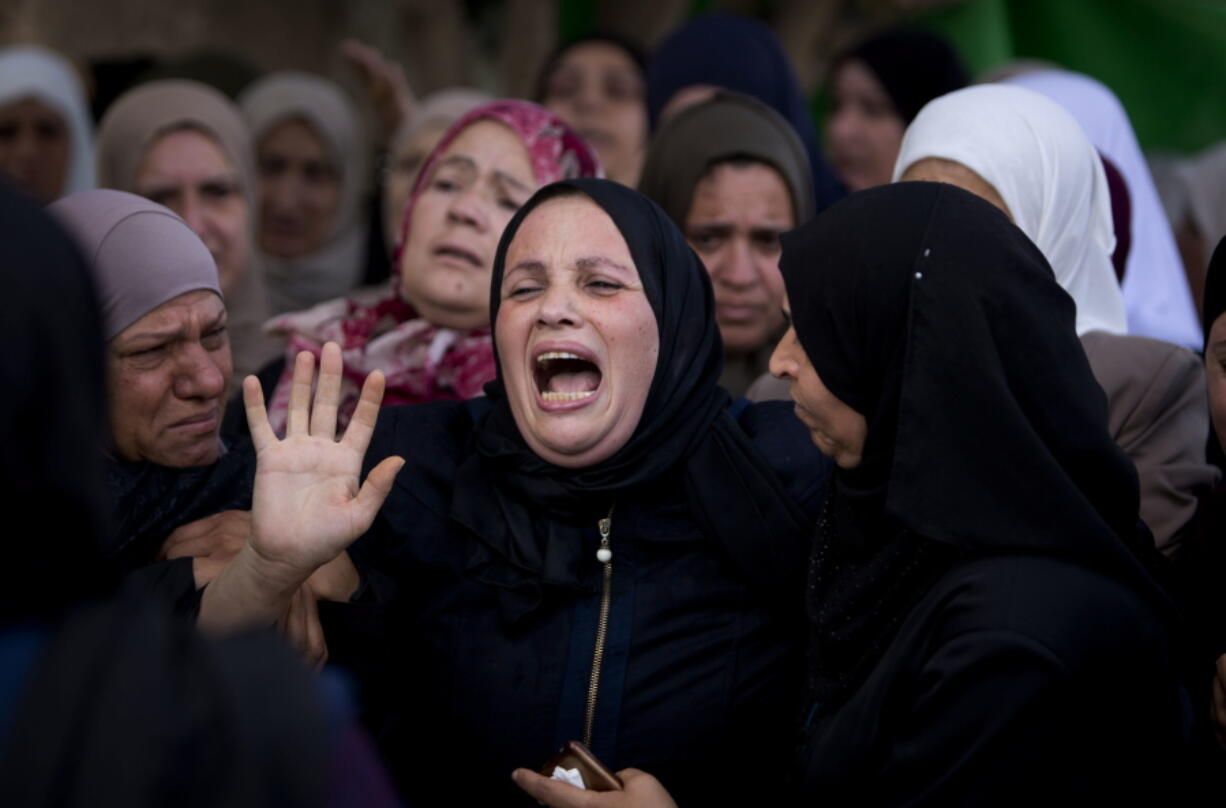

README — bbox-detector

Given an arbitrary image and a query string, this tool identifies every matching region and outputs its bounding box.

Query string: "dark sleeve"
[119,558,203,619]
[738,399,832,519]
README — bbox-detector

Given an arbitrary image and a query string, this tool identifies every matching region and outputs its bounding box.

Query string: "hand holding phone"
[539,740,624,792]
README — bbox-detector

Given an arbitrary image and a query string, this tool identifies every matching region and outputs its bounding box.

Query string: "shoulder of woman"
[364,399,476,473]
[735,400,832,514]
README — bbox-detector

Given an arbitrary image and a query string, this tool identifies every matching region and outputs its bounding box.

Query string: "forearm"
[197,543,311,632]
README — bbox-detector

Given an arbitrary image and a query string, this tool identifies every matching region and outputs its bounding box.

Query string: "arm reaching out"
[199,342,404,632]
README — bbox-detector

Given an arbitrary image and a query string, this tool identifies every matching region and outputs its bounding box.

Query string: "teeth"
[541,390,596,402]
[537,351,584,364]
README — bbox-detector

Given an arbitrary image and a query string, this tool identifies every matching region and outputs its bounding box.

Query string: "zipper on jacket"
[582,506,615,747]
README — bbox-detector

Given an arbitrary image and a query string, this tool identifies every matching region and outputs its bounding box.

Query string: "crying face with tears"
[496,190,659,468]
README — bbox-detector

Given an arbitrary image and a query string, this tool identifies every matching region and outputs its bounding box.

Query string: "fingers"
[287,350,316,436]
[244,375,277,452]
[311,342,343,440]
[511,770,599,808]
[354,456,406,527]
[341,368,386,453]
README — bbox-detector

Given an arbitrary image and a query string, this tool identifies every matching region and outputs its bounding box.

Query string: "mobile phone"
[538,740,624,791]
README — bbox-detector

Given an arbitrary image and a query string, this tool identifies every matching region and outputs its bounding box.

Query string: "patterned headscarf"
[265,100,601,434]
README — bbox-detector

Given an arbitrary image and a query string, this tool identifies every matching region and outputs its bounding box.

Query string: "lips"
[533,344,603,407]
[169,408,220,434]
[433,242,483,268]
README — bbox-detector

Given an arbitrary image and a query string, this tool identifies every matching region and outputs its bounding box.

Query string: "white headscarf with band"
[894,83,1128,338]
[1003,69,1201,350]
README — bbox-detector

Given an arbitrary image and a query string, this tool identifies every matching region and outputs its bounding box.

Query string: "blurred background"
[4,0,1224,154]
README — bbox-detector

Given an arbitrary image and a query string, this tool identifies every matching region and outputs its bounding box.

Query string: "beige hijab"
[96,79,279,379]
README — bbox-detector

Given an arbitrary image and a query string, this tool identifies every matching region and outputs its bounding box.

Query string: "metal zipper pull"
[583,504,615,748]
[596,513,613,563]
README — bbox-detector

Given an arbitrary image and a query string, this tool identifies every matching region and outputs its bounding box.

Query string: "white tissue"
[550,766,587,789]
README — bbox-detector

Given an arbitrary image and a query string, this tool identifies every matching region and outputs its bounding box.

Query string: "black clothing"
[0,182,114,622]
[799,555,1188,804]
[338,177,831,805]
[779,183,1187,793]
[1,596,332,808]
[461,178,816,623]
[348,397,829,805]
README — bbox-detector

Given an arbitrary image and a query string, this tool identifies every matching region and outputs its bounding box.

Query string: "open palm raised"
[243,342,404,578]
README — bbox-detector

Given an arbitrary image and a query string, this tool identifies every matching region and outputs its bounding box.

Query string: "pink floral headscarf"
[265,100,602,435]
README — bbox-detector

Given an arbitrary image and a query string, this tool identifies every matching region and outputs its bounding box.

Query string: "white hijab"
[894,84,1128,337]
[0,44,96,198]
[239,71,368,315]
[1003,69,1201,350]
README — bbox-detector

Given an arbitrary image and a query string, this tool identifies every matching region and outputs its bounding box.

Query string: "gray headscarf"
[49,189,220,340]
[239,71,368,314]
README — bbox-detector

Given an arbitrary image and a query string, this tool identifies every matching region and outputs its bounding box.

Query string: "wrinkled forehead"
[504,193,640,277]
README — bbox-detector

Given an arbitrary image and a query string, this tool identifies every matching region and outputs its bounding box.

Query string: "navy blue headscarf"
[646,13,843,211]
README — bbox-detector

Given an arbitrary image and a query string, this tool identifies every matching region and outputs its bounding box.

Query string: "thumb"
[353,456,406,526]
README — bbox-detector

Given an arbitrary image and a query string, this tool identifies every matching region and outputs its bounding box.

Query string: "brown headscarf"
[638,91,813,396]
[96,79,278,378]
[638,90,814,228]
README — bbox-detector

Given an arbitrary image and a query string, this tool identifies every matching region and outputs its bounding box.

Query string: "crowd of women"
[3,12,1225,806]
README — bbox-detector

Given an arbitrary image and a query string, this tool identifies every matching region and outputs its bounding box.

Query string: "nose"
[263,170,301,216]
[828,107,861,149]
[173,342,229,401]
[768,328,799,381]
[13,126,39,162]
[446,185,489,231]
[712,237,759,290]
[535,282,582,328]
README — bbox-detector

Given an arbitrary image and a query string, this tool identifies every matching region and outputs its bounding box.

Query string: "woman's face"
[0,96,70,203]
[107,289,233,468]
[1206,314,1226,455]
[685,160,794,356]
[398,119,535,330]
[827,59,905,192]
[134,128,251,296]
[383,118,451,251]
[542,42,647,186]
[256,117,342,258]
[899,157,1012,219]
[769,301,867,468]
[497,194,659,468]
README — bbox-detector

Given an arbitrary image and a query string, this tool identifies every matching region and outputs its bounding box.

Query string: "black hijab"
[451,178,813,622]
[781,182,1164,703]
[839,28,969,124]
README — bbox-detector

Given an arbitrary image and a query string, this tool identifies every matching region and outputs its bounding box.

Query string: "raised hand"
[340,38,415,143]
[244,342,405,580]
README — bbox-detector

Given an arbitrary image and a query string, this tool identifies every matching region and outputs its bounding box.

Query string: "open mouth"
[434,244,482,267]
[534,351,602,404]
